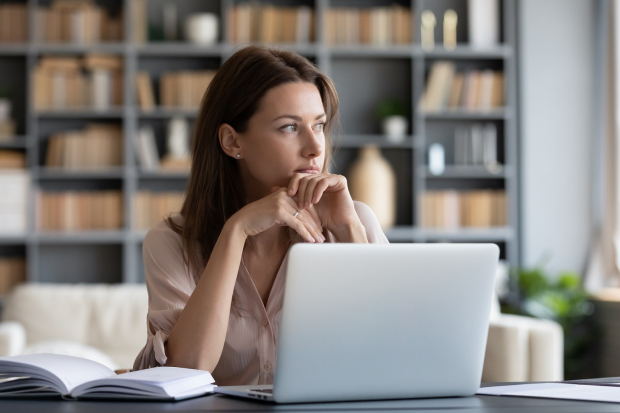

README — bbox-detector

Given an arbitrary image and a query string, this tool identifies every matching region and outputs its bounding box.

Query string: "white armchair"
[483,296,564,382]
[0,283,564,380]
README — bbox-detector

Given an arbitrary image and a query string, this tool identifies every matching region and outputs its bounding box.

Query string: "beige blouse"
[133,201,389,385]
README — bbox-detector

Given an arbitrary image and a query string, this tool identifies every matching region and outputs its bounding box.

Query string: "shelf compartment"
[0,136,28,149]
[36,243,122,283]
[331,57,412,135]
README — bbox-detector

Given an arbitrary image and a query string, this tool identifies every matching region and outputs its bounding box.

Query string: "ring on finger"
[293,211,299,218]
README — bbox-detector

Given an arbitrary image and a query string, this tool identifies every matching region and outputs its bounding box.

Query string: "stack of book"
[0,257,26,295]
[134,191,185,230]
[0,170,29,234]
[453,123,501,171]
[39,191,123,231]
[0,3,28,42]
[228,4,314,44]
[33,55,124,111]
[136,70,216,111]
[36,0,123,43]
[325,5,412,45]
[420,190,506,229]
[45,124,123,170]
[0,150,26,169]
[420,61,504,112]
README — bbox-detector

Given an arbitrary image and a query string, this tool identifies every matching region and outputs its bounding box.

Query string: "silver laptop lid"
[273,243,499,403]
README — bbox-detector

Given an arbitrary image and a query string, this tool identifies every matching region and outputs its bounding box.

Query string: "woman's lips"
[294,169,319,174]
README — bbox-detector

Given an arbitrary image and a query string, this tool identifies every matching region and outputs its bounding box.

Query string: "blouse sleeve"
[353,201,390,244]
[133,219,198,370]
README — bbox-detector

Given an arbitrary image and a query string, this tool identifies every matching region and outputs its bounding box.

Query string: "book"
[0,256,25,294]
[0,353,216,400]
[420,190,506,229]
[136,71,155,111]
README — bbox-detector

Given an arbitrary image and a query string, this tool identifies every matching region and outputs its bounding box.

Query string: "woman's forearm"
[164,217,246,372]
[330,221,368,243]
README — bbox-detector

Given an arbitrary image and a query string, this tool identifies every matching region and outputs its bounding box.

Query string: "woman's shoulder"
[351,201,389,244]
[143,214,185,254]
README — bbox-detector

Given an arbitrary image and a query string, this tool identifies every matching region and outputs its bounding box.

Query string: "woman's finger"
[311,177,332,204]
[279,193,322,242]
[296,176,311,209]
[297,208,325,242]
[303,175,324,209]
[287,173,305,196]
[277,207,315,243]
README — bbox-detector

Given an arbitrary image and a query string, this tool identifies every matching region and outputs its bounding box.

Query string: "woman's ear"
[219,123,242,159]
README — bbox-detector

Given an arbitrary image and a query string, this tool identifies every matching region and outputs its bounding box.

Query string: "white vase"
[468,0,500,49]
[347,145,396,230]
[381,115,408,142]
[185,13,219,45]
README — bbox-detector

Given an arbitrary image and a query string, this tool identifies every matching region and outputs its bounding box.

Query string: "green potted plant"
[376,98,408,143]
[502,266,597,379]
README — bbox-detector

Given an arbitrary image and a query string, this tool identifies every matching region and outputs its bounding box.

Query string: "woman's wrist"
[330,220,368,243]
[223,214,249,243]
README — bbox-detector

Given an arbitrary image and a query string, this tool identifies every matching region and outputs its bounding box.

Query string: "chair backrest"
[2,283,148,367]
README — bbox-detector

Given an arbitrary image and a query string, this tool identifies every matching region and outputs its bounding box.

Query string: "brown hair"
[167,45,340,276]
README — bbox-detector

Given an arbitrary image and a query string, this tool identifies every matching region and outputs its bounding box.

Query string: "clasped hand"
[232,173,360,243]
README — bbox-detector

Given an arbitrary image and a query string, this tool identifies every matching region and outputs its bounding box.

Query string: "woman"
[133,45,389,385]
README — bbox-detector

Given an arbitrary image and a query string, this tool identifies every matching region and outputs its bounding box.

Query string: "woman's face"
[236,81,327,200]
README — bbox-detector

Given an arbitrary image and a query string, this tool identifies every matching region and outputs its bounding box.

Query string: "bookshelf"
[0,0,519,286]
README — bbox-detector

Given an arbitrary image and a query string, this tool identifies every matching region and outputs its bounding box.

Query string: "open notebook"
[0,354,216,401]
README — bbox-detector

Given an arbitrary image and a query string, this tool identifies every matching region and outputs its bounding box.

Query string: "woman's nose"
[302,127,323,158]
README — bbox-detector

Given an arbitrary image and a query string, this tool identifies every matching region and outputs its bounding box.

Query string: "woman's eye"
[315,123,325,132]
[282,124,297,132]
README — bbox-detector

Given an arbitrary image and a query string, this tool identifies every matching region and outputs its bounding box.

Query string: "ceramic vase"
[381,115,408,142]
[468,0,499,49]
[185,13,219,45]
[347,145,396,229]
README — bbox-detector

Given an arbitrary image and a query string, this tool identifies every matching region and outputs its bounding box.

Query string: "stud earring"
[236,153,240,159]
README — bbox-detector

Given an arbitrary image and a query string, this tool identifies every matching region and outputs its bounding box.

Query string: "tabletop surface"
[2,382,620,413]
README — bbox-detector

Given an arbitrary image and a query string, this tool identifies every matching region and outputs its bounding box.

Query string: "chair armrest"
[483,317,530,382]
[0,321,26,356]
[483,314,564,382]
[523,317,564,381]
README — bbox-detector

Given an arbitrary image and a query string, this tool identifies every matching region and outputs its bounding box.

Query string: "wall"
[519,0,596,274]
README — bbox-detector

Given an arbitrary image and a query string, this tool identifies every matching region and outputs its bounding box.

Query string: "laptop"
[214,243,499,403]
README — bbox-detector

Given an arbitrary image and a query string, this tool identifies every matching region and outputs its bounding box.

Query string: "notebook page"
[0,354,115,394]
[478,383,620,403]
[71,366,214,398]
